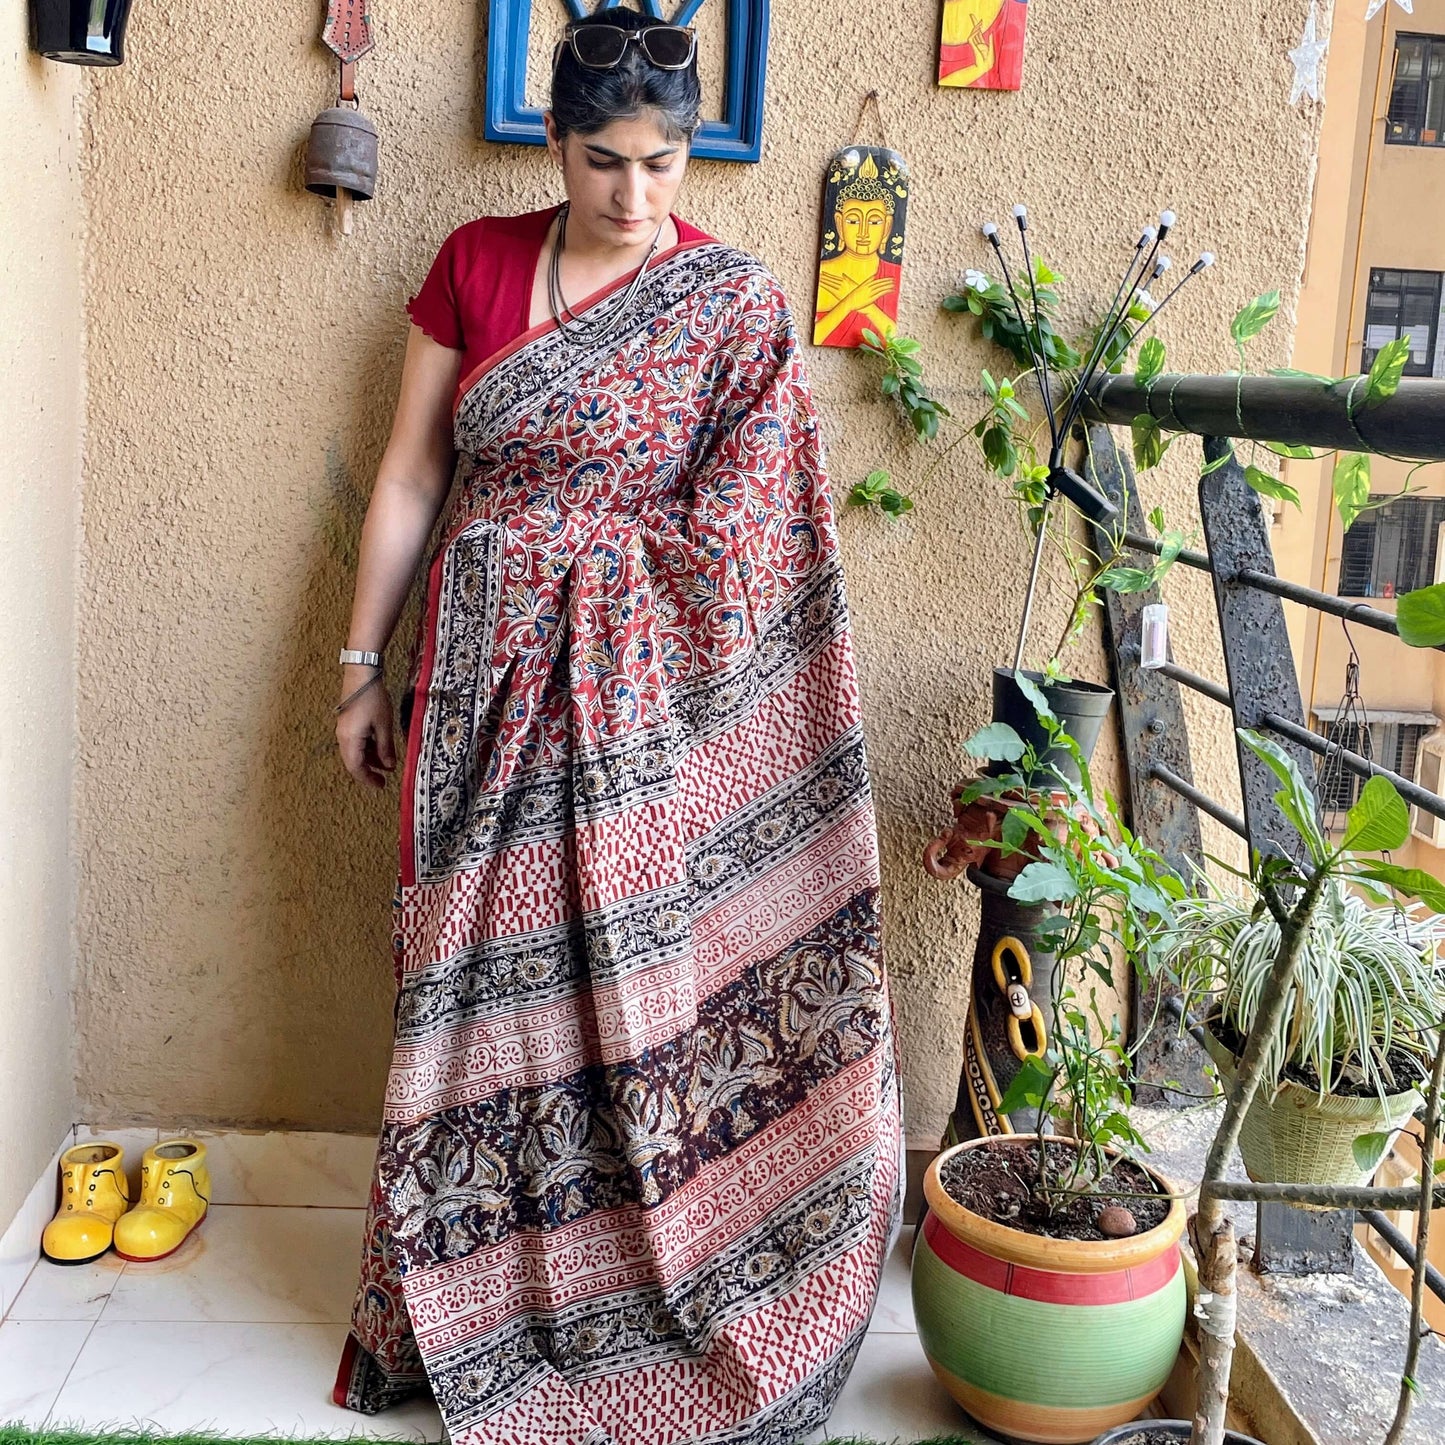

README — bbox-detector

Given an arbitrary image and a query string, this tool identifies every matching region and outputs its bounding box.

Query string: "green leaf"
[964,722,1026,763]
[1397,583,1445,648]
[1094,566,1156,594]
[1148,505,1166,531]
[1136,337,1166,386]
[996,1055,1055,1117]
[1009,860,1078,904]
[1244,465,1300,508]
[1342,774,1411,853]
[1332,452,1372,533]
[1012,670,1057,723]
[1364,336,1411,404]
[1352,1132,1393,1172]
[1263,440,1317,460]
[1200,445,1235,477]
[1001,809,1030,852]
[1237,728,1328,864]
[1131,414,1170,471]
[1353,861,1445,913]
[1231,291,1281,344]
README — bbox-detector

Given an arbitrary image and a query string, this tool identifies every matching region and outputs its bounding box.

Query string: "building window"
[1363,268,1443,377]
[1337,495,1445,597]
[1387,34,1445,146]
[1414,741,1445,846]
[1316,721,1430,816]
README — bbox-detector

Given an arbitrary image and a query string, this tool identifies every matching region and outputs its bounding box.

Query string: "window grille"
[1336,494,1445,597]
[1362,268,1443,378]
[1387,34,1445,147]
[1315,721,1430,816]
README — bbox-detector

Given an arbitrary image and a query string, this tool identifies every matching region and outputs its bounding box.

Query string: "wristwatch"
[339,648,383,667]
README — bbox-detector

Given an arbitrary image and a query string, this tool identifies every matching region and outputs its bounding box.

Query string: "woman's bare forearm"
[345,473,450,655]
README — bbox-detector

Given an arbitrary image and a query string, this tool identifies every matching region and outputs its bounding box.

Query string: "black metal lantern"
[30,0,135,66]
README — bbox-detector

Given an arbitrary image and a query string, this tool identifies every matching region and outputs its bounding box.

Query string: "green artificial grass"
[0,1431,993,1445]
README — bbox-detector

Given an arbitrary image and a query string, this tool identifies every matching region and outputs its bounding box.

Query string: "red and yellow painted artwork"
[938,0,1028,90]
[813,145,910,349]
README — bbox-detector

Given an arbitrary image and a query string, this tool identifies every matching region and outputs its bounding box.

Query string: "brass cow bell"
[305,106,379,203]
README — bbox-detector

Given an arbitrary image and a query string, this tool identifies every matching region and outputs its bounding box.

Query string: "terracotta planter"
[1201,1021,1421,1187]
[1091,1424,1266,1445]
[912,1136,1187,1445]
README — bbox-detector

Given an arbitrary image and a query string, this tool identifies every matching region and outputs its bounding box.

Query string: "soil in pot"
[940,1137,1171,1241]
[1209,1011,1426,1098]
[1092,1425,1265,1445]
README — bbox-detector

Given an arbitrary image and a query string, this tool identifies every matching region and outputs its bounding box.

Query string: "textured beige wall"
[75,2,1323,1138]
[1,21,84,1223]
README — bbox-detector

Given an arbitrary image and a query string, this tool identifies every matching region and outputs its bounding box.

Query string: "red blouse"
[406,203,715,386]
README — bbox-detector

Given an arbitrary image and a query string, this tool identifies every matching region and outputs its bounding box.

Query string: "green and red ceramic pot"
[912,1136,1188,1445]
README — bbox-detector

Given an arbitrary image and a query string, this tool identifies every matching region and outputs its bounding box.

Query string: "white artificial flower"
[964,269,991,293]
[1136,289,1158,312]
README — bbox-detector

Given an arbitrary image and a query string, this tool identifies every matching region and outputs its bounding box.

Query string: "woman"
[332,11,903,1444]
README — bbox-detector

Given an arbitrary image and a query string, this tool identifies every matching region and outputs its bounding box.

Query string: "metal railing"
[1081,373,1445,1275]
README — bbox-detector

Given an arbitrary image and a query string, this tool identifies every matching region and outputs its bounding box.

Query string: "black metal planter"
[989,665,1115,784]
[31,0,134,66]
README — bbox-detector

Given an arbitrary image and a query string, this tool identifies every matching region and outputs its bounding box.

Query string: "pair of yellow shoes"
[41,1137,210,1265]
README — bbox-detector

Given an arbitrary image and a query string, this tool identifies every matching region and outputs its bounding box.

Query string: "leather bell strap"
[322,0,375,104]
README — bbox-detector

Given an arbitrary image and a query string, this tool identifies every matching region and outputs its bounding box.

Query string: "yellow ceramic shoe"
[41,1141,132,1264]
[113,1137,211,1262]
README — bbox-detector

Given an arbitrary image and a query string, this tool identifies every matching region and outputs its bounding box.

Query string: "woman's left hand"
[336,670,398,790]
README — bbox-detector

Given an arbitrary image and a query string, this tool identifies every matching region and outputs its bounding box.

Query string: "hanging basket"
[1201,1021,1422,1189]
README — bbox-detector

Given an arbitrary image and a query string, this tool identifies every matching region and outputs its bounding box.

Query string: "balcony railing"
[1080,373,1445,1275]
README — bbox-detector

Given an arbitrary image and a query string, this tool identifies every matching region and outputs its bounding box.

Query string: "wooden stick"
[336,186,354,237]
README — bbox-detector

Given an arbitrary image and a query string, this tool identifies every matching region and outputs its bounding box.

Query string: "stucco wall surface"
[1,19,83,1224]
[76,2,1324,1137]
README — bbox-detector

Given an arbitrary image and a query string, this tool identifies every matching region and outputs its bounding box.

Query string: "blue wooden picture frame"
[485,0,769,163]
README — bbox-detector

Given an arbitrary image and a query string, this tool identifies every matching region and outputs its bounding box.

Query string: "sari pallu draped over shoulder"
[335,236,905,1445]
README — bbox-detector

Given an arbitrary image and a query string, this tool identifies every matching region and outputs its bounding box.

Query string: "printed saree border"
[452,236,721,412]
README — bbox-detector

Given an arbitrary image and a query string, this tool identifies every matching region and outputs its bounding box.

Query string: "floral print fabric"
[333,238,904,1445]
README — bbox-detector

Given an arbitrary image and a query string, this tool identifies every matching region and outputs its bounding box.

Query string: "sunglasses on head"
[552,23,697,72]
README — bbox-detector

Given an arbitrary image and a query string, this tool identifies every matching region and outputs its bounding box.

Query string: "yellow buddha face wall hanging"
[813,145,910,349]
[938,0,1028,90]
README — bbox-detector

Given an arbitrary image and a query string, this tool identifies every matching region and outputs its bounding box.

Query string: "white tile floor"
[0,1133,984,1443]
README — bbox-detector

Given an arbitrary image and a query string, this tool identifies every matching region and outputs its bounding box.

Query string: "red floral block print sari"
[334,234,905,1445]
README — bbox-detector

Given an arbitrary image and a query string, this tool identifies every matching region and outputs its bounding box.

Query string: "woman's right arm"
[335,325,462,789]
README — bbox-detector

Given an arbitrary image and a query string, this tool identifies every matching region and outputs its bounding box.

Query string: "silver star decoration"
[1289,3,1328,106]
[1366,0,1413,20]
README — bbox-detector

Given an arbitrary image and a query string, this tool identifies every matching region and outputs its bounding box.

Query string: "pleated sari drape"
[334,235,905,1445]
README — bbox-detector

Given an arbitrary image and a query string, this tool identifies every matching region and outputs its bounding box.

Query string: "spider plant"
[1162,868,1445,1102]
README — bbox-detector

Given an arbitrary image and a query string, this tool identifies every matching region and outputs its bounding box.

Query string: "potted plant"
[1134,734,1445,1445]
[1159,862,1445,1187]
[913,699,1192,1444]
[858,206,1213,739]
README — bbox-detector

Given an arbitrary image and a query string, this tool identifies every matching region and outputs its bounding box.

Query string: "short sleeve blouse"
[406,204,715,385]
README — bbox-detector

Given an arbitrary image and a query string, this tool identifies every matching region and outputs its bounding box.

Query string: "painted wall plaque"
[938,0,1027,90]
[812,145,909,349]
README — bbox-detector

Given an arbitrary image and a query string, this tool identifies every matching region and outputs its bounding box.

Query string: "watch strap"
[339,648,383,667]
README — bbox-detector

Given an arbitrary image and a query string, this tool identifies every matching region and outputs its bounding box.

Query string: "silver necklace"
[547,200,667,346]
